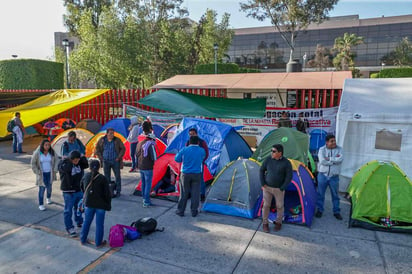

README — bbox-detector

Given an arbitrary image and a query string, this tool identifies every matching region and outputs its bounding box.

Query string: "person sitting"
[150,167,176,197]
[62,119,76,130]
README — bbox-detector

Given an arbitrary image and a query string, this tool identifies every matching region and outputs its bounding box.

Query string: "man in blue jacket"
[175,136,206,217]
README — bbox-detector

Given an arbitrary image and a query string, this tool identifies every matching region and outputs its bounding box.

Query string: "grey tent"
[202,158,262,219]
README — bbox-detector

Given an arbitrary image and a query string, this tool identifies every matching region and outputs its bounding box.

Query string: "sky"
[0,0,412,61]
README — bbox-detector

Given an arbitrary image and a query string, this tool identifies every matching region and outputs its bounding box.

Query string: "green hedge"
[0,59,64,89]
[373,67,412,78]
[195,63,260,74]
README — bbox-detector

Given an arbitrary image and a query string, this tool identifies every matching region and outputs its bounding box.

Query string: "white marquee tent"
[336,78,412,191]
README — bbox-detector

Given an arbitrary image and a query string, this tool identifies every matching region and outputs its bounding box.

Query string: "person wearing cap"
[58,150,89,237]
[80,159,112,248]
[126,116,141,172]
[95,128,126,197]
[136,121,157,208]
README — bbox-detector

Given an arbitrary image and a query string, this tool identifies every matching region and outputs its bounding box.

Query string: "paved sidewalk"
[0,136,411,273]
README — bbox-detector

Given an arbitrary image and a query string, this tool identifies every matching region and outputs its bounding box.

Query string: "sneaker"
[38,205,46,211]
[262,223,269,233]
[334,213,343,220]
[67,228,77,237]
[191,210,198,217]
[46,198,52,204]
[81,239,92,245]
[143,203,150,208]
[96,240,107,249]
[175,210,184,217]
[315,210,322,218]
[274,222,282,232]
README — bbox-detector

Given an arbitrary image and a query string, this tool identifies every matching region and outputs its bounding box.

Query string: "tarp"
[138,89,266,118]
[165,118,252,175]
[0,89,109,137]
[336,78,412,191]
[348,160,412,232]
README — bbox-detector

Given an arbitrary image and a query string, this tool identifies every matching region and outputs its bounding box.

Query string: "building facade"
[228,14,412,71]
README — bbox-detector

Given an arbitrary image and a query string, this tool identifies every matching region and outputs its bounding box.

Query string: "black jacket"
[260,156,293,190]
[81,172,112,211]
[58,157,89,192]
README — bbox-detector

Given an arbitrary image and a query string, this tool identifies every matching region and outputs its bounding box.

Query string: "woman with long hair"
[31,139,58,211]
[80,159,112,248]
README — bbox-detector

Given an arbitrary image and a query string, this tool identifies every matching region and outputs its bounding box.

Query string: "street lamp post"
[213,43,218,74]
[62,39,70,89]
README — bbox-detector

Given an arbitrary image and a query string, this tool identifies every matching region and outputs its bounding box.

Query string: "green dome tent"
[348,160,412,233]
[252,128,311,168]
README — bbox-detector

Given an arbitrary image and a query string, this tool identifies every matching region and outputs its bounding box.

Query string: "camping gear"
[138,89,266,118]
[51,128,94,158]
[85,131,127,159]
[309,129,327,161]
[0,89,109,138]
[336,78,412,191]
[348,160,412,233]
[133,153,213,201]
[76,119,102,134]
[202,158,262,219]
[261,159,317,227]
[160,123,178,144]
[131,217,164,235]
[100,118,131,138]
[252,127,309,166]
[165,118,252,176]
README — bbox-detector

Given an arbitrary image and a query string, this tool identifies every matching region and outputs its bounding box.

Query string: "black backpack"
[131,217,164,235]
[7,119,15,132]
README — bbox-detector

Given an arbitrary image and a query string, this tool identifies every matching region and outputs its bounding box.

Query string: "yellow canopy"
[0,89,109,137]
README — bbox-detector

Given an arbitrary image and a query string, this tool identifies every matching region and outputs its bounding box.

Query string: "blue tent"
[309,129,327,160]
[100,118,131,137]
[203,158,262,219]
[152,124,165,139]
[265,159,317,227]
[165,118,252,175]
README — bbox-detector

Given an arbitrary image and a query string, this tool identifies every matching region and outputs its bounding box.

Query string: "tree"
[63,0,112,35]
[381,37,412,66]
[332,32,364,71]
[306,44,332,70]
[240,0,338,67]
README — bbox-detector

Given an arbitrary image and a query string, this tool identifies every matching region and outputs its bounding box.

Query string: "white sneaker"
[39,205,46,211]
[46,198,52,204]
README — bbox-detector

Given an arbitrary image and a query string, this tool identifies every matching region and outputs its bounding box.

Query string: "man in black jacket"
[59,150,88,237]
[260,144,292,233]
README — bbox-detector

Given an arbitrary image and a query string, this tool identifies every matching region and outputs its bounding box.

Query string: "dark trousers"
[103,160,121,193]
[177,173,201,214]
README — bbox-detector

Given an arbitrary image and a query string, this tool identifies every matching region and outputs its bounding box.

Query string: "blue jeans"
[103,160,121,193]
[12,133,22,153]
[38,172,51,205]
[80,207,106,246]
[316,173,340,214]
[130,142,138,169]
[140,170,153,205]
[63,191,83,230]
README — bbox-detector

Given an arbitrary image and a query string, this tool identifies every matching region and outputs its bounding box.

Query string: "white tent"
[336,78,412,191]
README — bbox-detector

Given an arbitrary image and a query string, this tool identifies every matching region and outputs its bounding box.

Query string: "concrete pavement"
[0,136,411,274]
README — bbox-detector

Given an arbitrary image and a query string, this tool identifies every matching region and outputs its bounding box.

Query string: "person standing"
[59,150,89,237]
[315,134,344,220]
[136,121,157,207]
[175,135,206,217]
[31,139,59,211]
[260,144,293,232]
[95,128,126,197]
[296,112,310,133]
[62,131,86,159]
[11,112,26,153]
[127,116,141,173]
[278,111,292,128]
[185,128,209,201]
[80,159,112,248]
